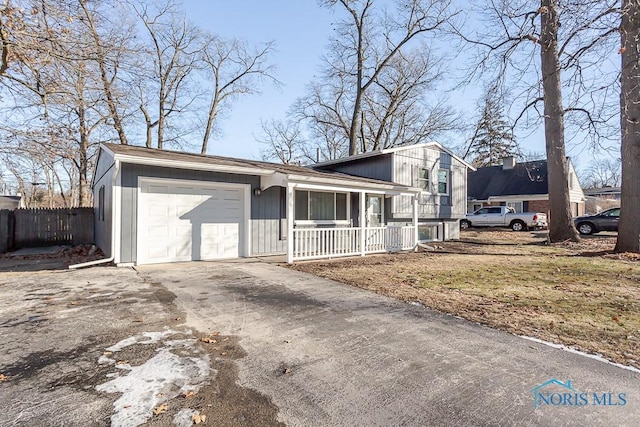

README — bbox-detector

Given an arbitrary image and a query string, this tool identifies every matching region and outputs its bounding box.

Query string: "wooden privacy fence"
[0,208,94,252]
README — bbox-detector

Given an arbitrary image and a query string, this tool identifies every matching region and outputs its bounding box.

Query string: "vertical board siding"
[0,210,14,253]
[391,147,467,219]
[119,164,285,263]
[8,208,94,248]
[93,153,114,258]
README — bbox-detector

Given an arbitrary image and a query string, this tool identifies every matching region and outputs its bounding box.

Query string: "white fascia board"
[487,194,549,202]
[113,154,274,176]
[288,175,421,196]
[101,143,117,159]
[91,145,116,189]
[424,141,476,171]
[312,144,433,167]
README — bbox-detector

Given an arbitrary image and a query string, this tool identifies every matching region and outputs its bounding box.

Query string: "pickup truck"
[460,206,548,231]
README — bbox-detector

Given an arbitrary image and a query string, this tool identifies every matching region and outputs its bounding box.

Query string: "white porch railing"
[292,225,416,261]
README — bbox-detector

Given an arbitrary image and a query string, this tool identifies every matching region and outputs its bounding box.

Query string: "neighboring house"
[0,195,23,210]
[93,143,428,266]
[313,142,475,240]
[467,157,585,218]
[583,187,620,214]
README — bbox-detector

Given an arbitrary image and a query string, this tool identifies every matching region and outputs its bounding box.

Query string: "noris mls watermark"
[531,379,627,410]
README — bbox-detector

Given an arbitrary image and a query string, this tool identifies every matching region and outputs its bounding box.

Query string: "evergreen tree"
[465,89,517,168]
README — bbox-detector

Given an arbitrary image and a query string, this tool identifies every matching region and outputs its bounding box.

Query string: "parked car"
[573,207,620,235]
[460,206,548,232]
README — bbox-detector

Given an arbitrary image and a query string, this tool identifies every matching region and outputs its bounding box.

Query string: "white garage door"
[137,179,248,265]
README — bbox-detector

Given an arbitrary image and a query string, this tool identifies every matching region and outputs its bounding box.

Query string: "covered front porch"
[263,174,425,263]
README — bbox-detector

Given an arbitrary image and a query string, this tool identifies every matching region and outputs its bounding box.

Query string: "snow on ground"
[96,330,211,427]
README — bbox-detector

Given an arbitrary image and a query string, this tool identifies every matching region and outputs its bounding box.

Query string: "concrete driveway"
[139,260,640,427]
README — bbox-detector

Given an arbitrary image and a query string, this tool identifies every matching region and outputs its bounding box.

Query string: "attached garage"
[137,178,250,264]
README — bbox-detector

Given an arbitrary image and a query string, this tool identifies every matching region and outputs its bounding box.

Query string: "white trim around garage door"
[136,177,251,264]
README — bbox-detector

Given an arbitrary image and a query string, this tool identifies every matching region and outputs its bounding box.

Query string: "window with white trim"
[437,169,449,195]
[294,190,348,221]
[416,167,430,191]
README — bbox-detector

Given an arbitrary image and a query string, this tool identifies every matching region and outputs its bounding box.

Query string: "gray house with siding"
[93,143,433,266]
[314,142,475,240]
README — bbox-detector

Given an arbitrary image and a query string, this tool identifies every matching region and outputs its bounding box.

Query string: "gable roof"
[468,160,548,200]
[100,143,421,193]
[312,141,476,170]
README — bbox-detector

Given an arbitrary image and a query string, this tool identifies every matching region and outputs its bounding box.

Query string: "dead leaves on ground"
[152,401,207,425]
[153,403,168,415]
[199,331,220,344]
[0,373,8,382]
[193,413,207,424]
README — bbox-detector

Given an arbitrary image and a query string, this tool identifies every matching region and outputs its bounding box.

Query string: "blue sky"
[181,1,606,170]
[184,1,337,160]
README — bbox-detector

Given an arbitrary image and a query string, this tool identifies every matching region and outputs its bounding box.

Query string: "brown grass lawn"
[290,230,640,369]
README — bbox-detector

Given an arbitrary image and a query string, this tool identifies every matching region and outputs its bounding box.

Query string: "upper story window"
[295,190,348,222]
[437,169,449,195]
[416,167,430,191]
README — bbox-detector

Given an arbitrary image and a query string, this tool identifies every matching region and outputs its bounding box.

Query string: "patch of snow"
[98,355,115,365]
[173,408,198,427]
[106,336,139,352]
[140,330,179,344]
[97,336,211,427]
[519,335,640,374]
[106,329,178,352]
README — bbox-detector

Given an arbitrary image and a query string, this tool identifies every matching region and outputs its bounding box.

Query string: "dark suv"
[573,208,620,235]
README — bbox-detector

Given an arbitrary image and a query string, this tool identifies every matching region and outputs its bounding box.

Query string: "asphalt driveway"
[138,260,640,426]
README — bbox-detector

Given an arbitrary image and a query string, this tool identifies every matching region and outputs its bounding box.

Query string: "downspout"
[69,160,120,269]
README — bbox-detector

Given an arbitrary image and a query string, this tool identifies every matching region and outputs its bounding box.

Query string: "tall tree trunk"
[79,0,128,145]
[539,0,580,242]
[201,93,219,155]
[140,104,154,148]
[348,20,365,156]
[615,0,640,253]
[157,88,165,149]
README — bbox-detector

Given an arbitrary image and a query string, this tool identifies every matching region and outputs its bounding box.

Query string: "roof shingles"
[467,161,548,200]
[102,143,413,189]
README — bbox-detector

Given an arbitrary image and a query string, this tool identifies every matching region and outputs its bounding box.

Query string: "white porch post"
[286,184,295,264]
[360,191,366,256]
[413,194,419,247]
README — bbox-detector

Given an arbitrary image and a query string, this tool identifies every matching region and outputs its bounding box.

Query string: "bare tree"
[199,37,278,154]
[78,0,135,146]
[257,118,306,164]
[0,0,134,206]
[319,0,458,155]
[579,157,621,189]
[459,1,621,242]
[615,0,640,253]
[133,0,201,149]
[540,0,580,242]
[297,45,459,159]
